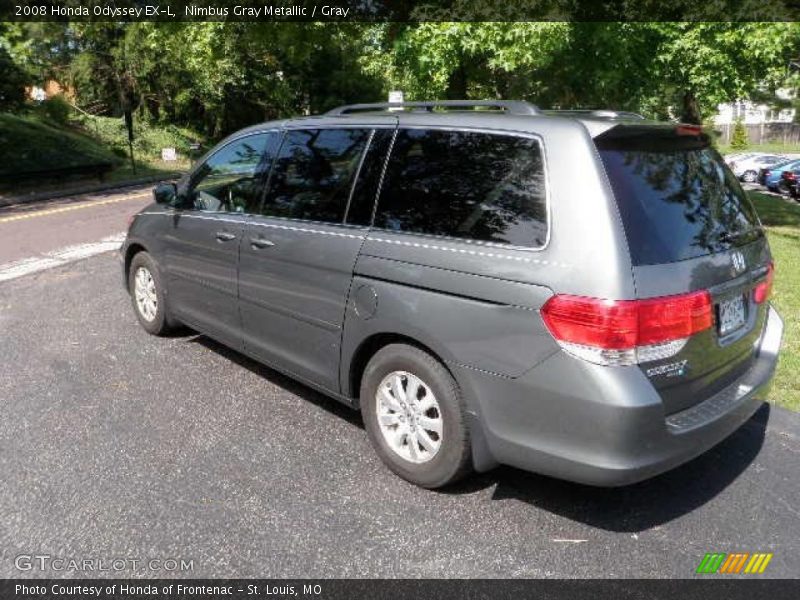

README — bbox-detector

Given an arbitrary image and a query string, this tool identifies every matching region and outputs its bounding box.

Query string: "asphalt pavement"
[0,250,798,578]
[0,184,151,265]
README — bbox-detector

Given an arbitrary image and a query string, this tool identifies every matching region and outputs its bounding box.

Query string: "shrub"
[39,95,73,126]
[731,118,749,150]
[0,47,27,111]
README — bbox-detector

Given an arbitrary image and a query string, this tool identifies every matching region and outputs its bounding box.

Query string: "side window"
[345,129,395,226]
[374,129,547,247]
[262,128,371,223]
[187,132,276,214]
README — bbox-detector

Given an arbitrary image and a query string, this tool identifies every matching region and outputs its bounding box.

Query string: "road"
[0,185,152,280]
[0,188,798,578]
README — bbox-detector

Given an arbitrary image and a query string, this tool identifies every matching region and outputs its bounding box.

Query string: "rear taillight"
[754,262,774,304]
[782,171,796,181]
[541,291,713,366]
[763,170,771,177]
[676,125,702,136]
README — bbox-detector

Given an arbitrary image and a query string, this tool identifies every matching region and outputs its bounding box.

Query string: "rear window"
[597,127,762,265]
[374,128,547,247]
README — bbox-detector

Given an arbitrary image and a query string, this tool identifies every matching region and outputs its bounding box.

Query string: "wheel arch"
[124,242,149,281]
[345,332,456,403]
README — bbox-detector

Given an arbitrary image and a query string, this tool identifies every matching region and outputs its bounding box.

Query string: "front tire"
[360,344,472,488]
[128,251,172,336]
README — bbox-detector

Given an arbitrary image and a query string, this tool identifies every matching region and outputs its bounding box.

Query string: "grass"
[0,111,196,195]
[749,191,800,411]
[0,113,120,179]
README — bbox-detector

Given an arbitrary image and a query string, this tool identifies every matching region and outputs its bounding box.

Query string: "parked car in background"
[725,152,759,167]
[731,154,787,182]
[780,169,800,198]
[759,159,800,192]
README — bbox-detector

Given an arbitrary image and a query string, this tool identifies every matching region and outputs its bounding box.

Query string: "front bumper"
[459,305,783,486]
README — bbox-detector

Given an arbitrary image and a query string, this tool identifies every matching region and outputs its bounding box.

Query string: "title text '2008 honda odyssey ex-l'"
[122,100,783,488]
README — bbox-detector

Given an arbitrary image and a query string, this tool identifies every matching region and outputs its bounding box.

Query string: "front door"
[165,131,278,348]
[239,126,393,390]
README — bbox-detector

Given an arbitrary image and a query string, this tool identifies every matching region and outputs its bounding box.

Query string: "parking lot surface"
[0,250,798,578]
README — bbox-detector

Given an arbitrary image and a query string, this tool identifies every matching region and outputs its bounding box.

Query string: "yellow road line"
[0,192,149,224]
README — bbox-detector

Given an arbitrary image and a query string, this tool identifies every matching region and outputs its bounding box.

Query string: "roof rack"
[545,109,646,120]
[325,100,540,117]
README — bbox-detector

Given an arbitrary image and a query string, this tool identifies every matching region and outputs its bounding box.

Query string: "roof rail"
[545,109,646,120]
[325,100,540,117]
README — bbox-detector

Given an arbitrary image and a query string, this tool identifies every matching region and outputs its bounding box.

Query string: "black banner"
[2,0,800,22]
[2,580,800,600]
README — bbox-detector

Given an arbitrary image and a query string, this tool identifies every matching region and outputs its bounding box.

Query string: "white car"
[724,152,758,166]
[730,154,787,182]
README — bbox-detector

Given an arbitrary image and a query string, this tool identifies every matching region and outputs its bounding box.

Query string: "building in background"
[713,88,798,145]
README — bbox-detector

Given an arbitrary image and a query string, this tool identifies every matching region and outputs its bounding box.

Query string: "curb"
[0,172,184,208]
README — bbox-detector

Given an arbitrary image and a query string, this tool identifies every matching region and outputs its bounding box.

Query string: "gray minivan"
[122,100,783,488]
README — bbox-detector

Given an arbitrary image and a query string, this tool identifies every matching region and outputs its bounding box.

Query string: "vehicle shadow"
[189,334,364,429]
[449,403,771,532]
[188,332,769,533]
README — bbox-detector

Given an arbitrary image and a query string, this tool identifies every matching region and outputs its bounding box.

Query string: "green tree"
[731,118,750,150]
[0,45,27,111]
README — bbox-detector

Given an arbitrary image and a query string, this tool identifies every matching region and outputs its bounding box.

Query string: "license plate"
[718,295,746,336]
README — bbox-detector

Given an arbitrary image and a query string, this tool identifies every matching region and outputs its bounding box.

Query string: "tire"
[128,251,172,336]
[360,344,472,488]
[742,170,757,183]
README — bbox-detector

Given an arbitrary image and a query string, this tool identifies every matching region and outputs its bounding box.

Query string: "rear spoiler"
[592,123,712,150]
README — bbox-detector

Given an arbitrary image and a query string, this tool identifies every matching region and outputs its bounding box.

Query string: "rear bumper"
[460,305,783,486]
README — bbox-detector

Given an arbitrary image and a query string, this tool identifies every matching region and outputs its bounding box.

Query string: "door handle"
[215,231,237,242]
[250,237,275,249]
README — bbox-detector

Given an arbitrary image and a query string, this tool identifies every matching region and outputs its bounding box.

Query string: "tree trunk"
[681,91,702,124]
[446,62,468,99]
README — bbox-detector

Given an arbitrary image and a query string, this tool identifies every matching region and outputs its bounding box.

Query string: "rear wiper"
[717,228,763,243]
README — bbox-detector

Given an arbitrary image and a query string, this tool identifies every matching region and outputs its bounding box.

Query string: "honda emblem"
[731,250,746,275]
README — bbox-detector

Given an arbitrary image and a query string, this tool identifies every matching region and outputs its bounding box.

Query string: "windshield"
[597,128,762,266]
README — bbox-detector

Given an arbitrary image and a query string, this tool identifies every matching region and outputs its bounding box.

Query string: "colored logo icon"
[696,552,773,574]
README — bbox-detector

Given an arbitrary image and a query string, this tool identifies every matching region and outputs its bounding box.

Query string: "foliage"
[37,94,72,126]
[1,21,799,137]
[0,113,119,178]
[749,192,800,411]
[730,118,750,150]
[0,46,27,111]
[73,113,203,162]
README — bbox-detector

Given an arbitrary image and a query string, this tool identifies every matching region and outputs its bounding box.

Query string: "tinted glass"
[262,128,371,223]
[597,129,762,266]
[374,129,547,247]
[345,129,394,226]
[187,133,275,214]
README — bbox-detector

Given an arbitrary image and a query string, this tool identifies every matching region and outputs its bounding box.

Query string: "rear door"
[238,125,394,391]
[165,131,278,348]
[596,125,773,414]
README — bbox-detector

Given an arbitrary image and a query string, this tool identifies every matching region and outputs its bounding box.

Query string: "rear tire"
[128,251,172,336]
[360,344,472,488]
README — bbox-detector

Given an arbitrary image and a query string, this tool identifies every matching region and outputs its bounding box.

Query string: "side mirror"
[153,182,177,204]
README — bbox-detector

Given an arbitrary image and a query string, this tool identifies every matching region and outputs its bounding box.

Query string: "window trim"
[368,125,551,252]
[178,129,280,214]
[256,126,382,227]
[342,129,376,224]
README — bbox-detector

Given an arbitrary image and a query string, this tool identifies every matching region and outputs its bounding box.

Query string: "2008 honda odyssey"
[122,100,783,488]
